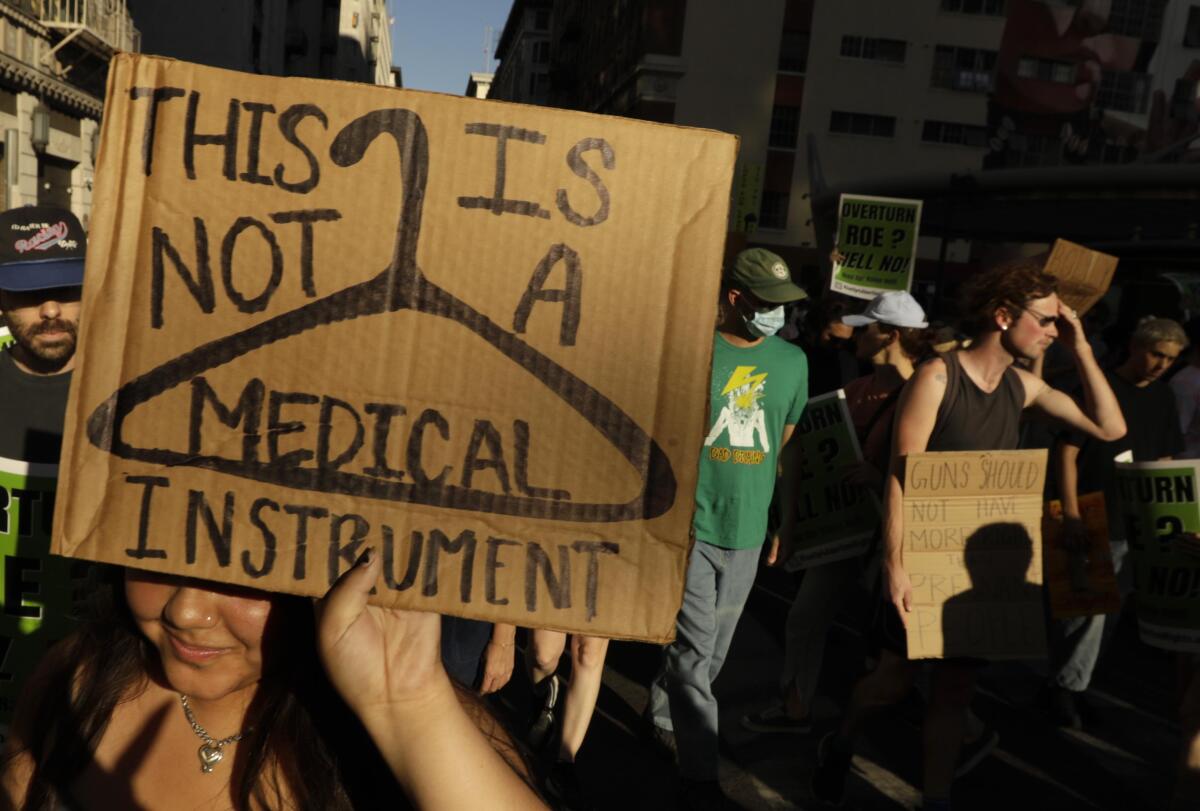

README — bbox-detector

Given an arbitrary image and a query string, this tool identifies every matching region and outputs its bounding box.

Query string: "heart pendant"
[198,743,223,773]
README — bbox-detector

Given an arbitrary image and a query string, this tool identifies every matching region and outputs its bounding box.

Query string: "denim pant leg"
[652,541,761,781]
[647,540,718,733]
[1052,539,1128,692]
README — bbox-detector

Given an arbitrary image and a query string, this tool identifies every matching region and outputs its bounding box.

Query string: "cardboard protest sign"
[831,194,921,300]
[1112,460,1200,653]
[1043,493,1121,619]
[52,54,738,642]
[1042,239,1117,316]
[785,391,879,569]
[0,457,90,735]
[902,450,1047,660]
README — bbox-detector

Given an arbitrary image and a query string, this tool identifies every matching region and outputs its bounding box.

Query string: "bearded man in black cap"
[0,205,87,462]
[0,205,87,726]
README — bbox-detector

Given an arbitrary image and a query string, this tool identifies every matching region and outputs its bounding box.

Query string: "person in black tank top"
[812,258,1127,810]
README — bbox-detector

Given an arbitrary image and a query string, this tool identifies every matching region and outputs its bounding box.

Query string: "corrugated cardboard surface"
[902,450,1047,660]
[52,54,738,642]
[1043,239,1118,316]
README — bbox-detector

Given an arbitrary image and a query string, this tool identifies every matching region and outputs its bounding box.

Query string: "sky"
[390,0,514,94]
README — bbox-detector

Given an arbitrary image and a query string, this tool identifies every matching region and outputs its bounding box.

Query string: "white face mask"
[744,305,785,338]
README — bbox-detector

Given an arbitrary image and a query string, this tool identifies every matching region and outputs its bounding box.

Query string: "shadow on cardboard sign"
[939,521,1046,659]
[84,108,676,524]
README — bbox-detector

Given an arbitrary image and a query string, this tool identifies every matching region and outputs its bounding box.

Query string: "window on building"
[532,40,550,64]
[1108,0,1167,39]
[830,110,896,137]
[529,72,549,97]
[759,190,789,230]
[778,30,809,72]
[534,8,551,31]
[1016,55,1077,83]
[922,119,989,146]
[940,0,1006,15]
[1096,69,1152,113]
[1185,5,1200,46]
[931,46,996,92]
[769,105,801,149]
[840,35,906,63]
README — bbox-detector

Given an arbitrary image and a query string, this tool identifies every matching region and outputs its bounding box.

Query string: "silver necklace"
[178,694,250,774]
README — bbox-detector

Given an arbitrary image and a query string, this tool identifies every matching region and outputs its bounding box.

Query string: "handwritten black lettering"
[382,524,422,591]
[274,104,327,193]
[485,536,520,605]
[244,497,279,577]
[125,474,170,560]
[283,503,328,580]
[457,123,549,218]
[556,138,614,226]
[239,101,276,185]
[512,243,582,346]
[184,92,239,181]
[89,108,676,522]
[129,86,185,176]
[151,218,215,329]
[268,209,341,297]
[185,489,234,567]
[363,403,406,480]
[188,377,264,462]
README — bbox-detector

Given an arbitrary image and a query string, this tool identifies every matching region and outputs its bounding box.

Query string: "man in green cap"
[645,248,809,809]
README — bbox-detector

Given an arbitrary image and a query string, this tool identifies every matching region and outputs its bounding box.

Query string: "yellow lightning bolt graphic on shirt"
[722,365,767,409]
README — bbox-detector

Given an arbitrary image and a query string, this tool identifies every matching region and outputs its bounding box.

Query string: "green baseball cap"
[725,248,807,303]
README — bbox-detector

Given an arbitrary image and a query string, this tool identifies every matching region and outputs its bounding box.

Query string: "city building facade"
[466,71,493,98]
[491,0,551,105]
[0,0,137,224]
[500,0,1199,281]
[129,0,396,86]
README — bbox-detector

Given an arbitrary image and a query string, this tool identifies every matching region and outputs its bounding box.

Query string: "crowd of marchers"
[0,204,1195,811]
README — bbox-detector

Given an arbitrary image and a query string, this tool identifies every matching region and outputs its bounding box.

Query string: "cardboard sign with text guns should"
[52,55,738,643]
[902,450,1047,660]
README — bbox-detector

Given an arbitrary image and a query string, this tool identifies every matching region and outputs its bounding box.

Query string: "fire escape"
[37,0,139,98]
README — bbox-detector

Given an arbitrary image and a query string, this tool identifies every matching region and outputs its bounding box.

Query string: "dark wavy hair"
[957,256,1059,338]
[877,324,937,362]
[9,566,404,811]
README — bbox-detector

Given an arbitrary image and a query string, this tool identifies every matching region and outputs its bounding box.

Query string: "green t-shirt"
[693,333,808,549]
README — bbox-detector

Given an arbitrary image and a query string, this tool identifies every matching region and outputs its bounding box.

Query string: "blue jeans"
[1052,539,1130,692]
[648,540,762,780]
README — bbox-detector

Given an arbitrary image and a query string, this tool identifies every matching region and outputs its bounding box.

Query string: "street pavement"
[494,564,1183,810]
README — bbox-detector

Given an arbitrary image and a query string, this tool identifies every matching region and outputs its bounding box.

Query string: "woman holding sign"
[743,290,933,735]
[1,552,546,811]
[812,259,1125,810]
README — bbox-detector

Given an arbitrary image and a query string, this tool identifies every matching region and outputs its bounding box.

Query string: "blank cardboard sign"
[52,55,738,642]
[1043,239,1118,317]
[902,450,1048,660]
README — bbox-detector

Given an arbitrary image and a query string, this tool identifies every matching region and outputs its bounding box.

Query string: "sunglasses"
[1019,305,1058,328]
